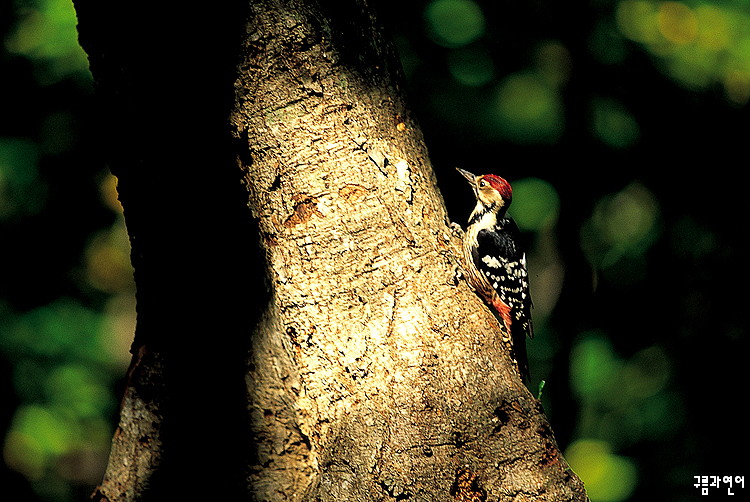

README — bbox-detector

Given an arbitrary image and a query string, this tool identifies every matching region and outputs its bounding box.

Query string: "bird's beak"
[456,168,476,185]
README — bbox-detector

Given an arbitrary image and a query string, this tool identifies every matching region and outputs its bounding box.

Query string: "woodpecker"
[456,168,532,381]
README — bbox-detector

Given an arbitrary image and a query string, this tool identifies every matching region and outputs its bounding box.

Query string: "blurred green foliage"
[565,332,682,501]
[581,182,661,276]
[1,0,134,500]
[615,0,750,104]
[566,438,638,502]
[1,0,747,501]
[4,0,90,84]
[492,69,566,144]
[425,0,486,48]
[511,177,560,232]
[592,98,640,149]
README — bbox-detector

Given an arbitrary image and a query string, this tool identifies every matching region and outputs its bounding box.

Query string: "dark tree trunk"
[74,2,258,500]
[73,1,588,501]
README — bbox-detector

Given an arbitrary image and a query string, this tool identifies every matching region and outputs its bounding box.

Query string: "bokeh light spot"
[570,333,621,400]
[657,2,698,45]
[44,364,114,419]
[616,0,660,44]
[510,178,560,232]
[694,5,731,51]
[492,72,564,143]
[581,182,660,272]
[425,0,485,48]
[535,40,572,87]
[84,228,135,294]
[3,429,46,480]
[10,405,74,458]
[592,98,640,149]
[566,439,638,502]
[601,183,659,251]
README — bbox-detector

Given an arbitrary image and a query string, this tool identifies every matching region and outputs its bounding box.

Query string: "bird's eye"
[479,180,486,188]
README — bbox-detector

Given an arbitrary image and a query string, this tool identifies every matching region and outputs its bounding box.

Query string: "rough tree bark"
[74,1,588,501]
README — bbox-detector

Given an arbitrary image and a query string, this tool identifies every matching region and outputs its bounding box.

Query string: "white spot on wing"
[482,255,502,268]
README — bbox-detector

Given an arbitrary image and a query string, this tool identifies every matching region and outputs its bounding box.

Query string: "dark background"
[1,0,747,500]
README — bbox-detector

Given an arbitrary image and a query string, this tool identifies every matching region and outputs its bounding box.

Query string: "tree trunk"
[74,1,588,501]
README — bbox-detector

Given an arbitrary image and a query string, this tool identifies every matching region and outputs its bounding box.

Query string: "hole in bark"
[493,405,510,426]
[270,174,281,191]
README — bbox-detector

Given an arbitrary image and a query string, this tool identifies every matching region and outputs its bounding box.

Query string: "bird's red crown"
[480,174,512,201]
